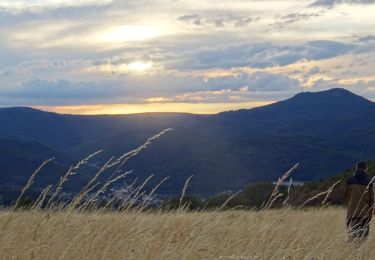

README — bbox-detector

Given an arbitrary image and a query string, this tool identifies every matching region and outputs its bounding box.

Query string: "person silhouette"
[345,161,374,242]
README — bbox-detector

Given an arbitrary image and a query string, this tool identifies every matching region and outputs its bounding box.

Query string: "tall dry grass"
[1,129,373,259]
[0,208,373,260]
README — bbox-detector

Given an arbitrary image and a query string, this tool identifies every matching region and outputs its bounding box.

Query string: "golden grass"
[3,130,371,259]
[0,208,373,260]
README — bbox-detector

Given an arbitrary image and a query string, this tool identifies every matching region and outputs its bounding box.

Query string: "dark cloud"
[270,12,321,29]
[177,13,260,28]
[311,78,375,98]
[308,66,322,75]
[0,4,111,25]
[245,72,300,92]
[4,79,122,100]
[170,40,356,70]
[310,0,375,7]
[357,35,375,42]
[200,72,300,93]
[0,71,300,106]
[177,14,202,25]
[213,19,225,28]
[177,14,199,21]
[306,40,354,59]
[235,17,260,27]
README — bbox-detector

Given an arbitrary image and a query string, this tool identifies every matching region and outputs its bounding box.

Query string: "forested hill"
[1,88,375,197]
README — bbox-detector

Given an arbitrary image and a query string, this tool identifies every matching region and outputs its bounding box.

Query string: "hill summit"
[219,88,374,120]
[285,87,374,112]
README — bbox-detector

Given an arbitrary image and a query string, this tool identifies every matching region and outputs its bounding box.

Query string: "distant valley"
[1,88,375,202]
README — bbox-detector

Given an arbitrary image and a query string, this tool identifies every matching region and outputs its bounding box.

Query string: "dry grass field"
[1,131,372,259]
[0,207,373,260]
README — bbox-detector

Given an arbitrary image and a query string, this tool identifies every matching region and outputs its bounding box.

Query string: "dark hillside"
[1,88,375,196]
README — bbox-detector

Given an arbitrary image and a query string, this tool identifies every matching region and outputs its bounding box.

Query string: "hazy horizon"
[0,87,370,115]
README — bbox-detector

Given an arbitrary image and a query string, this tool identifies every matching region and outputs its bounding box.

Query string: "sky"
[1,0,375,114]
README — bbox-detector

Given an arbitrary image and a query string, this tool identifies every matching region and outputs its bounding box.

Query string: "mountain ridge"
[2,88,373,117]
[1,88,375,197]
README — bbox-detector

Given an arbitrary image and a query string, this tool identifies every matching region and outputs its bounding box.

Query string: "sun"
[125,61,153,72]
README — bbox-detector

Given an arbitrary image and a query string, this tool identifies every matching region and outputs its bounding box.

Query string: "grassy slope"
[288,161,375,206]
[171,161,375,210]
[0,208,373,260]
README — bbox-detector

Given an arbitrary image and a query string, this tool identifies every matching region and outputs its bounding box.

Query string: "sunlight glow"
[34,101,274,115]
[81,61,154,74]
[97,25,161,43]
[126,61,153,72]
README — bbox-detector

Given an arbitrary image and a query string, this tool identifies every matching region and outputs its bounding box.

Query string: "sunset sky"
[1,0,375,114]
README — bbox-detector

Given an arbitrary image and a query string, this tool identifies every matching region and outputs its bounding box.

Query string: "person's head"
[356,161,368,171]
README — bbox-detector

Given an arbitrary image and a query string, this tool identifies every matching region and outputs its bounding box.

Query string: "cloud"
[6,39,355,85]
[171,40,356,70]
[0,38,359,92]
[0,0,375,110]
[308,66,322,75]
[177,13,260,28]
[0,2,113,25]
[310,0,375,7]
[306,40,355,59]
[246,72,301,92]
[357,35,375,42]
[0,71,300,106]
[235,17,260,27]
[3,79,124,100]
[311,78,375,98]
[177,14,202,26]
[270,12,322,29]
